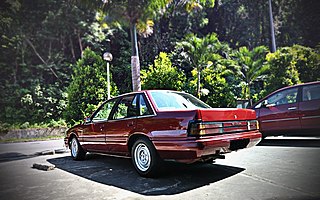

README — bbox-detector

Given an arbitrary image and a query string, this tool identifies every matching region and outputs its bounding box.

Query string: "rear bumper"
[152,130,262,163]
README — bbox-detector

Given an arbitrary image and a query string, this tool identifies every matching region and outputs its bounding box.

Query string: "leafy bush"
[265,47,301,94]
[141,52,186,91]
[290,45,320,83]
[20,122,30,129]
[189,60,236,108]
[64,47,118,125]
[232,46,268,105]
[47,119,67,128]
[0,122,11,134]
[175,33,230,97]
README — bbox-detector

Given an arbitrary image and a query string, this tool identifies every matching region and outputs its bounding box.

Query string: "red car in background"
[252,81,320,138]
[65,90,261,177]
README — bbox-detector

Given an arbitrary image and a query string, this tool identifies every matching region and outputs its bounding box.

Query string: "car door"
[103,94,139,155]
[81,99,117,152]
[299,83,320,131]
[258,87,300,133]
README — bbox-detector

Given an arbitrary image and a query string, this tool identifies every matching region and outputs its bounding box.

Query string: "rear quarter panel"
[135,110,197,140]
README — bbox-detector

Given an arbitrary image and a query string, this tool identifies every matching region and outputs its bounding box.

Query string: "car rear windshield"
[150,91,211,111]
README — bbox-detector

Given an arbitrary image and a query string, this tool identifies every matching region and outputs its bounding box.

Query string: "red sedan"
[252,81,320,138]
[65,90,261,177]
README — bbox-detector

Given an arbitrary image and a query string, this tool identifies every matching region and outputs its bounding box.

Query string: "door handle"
[288,107,297,110]
[100,125,105,131]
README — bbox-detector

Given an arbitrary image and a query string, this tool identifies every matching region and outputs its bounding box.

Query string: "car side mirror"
[264,100,276,108]
[261,100,268,107]
[261,100,275,108]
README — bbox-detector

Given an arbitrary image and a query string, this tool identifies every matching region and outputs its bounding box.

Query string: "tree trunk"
[248,82,252,107]
[197,68,201,98]
[77,29,83,57]
[69,35,76,60]
[269,0,277,52]
[14,59,18,85]
[130,23,141,92]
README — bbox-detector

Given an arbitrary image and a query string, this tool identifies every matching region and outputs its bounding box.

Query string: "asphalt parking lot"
[0,137,319,200]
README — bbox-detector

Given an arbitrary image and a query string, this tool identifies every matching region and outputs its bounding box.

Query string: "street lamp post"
[103,52,113,100]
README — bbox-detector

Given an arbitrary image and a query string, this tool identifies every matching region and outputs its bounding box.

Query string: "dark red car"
[65,90,261,177]
[252,81,320,138]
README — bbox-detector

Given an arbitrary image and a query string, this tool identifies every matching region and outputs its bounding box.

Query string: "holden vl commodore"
[65,90,262,177]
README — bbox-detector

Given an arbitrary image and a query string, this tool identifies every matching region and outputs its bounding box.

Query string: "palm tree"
[80,0,215,92]
[100,0,171,91]
[176,33,229,97]
[233,46,268,106]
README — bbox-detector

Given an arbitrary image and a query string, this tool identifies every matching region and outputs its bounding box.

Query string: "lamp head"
[103,52,113,61]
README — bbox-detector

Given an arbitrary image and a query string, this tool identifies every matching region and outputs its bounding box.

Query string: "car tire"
[70,137,86,160]
[131,138,161,177]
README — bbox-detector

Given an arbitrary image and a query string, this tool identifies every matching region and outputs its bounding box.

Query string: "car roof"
[107,89,181,101]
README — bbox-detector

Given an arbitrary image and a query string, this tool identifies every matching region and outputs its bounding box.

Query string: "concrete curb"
[36,148,69,156]
[32,163,55,171]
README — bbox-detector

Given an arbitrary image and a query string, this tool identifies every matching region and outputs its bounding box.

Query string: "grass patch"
[0,119,68,134]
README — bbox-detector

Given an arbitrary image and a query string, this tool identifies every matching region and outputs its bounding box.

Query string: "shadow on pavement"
[48,154,244,195]
[0,149,66,163]
[258,137,320,148]
[0,152,36,163]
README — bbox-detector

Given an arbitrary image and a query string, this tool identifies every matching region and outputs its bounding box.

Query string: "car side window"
[267,87,298,106]
[112,95,138,120]
[302,84,320,101]
[92,100,116,122]
[139,94,152,116]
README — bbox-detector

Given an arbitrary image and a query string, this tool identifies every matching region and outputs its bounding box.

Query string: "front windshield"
[150,91,211,111]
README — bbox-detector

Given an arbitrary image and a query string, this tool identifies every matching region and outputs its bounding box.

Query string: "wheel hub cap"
[71,139,78,157]
[134,143,151,172]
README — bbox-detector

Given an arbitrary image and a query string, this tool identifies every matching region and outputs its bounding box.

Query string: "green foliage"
[184,0,215,12]
[232,46,268,105]
[265,45,319,95]
[1,0,319,130]
[141,52,186,90]
[140,1,212,69]
[0,119,67,134]
[265,47,301,94]
[65,48,118,125]
[192,63,236,108]
[174,33,237,107]
[274,0,320,48]
[176,33,230,97]
[97,0,174,91]
[19,84,68,121]
[176,33,222,71]
[204,0,270,49]
[205,0,319,49]
[289,45,320,83]
[109,28,132,93]
[0,122,11,134]
[0,0,97,125]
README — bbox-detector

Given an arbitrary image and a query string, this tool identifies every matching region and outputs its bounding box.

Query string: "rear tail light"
[188,120,223,136]
[247,120,259,130]
[188,120,206,136]
[187,120,259,136]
